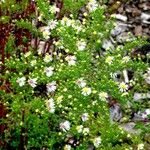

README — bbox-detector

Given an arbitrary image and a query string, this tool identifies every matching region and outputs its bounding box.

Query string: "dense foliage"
[0,0,150,149]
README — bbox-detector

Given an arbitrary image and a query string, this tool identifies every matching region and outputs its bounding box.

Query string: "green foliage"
[1,0,149,149]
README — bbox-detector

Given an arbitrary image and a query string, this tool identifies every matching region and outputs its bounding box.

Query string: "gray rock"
[102,39,114,50]
[116,32,135,43]
[134,92,150,101]
[111,23,128,36]
[115,14,128,22]
[119,122,141,134]
[110,104,122,122]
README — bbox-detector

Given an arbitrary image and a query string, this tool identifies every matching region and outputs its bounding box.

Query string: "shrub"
[0,0,149,149]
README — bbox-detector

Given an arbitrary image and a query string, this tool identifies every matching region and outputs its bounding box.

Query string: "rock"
[134,25,143,36]
[119,122,141,134]
[132,113,144,121]
[138,2,150,11]
[133,93,150,101]
[110,104,122,122]
[141,13,150,24]
[116,32,135,43]
[111,23,128,36]
[123,69,129,83]
[115,14,128,22]
[102,39,114,50]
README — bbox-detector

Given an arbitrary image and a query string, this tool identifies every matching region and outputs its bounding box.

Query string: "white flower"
[40,26,50,39]
[31,60,37,66]
[105,56,114,65]
[73,25,83,33]
[48,20,58,30]
[46,98,55,113]
[44,53,53,63]
[118,82,128,92]
[83,127,90,135]
[122,56,130,63]
[61,17,72,27]
[64,145,71,150]
[77,40,86,51]
[47,81,57,93]
[44,67,54,77]
[28,78,37,88]
[93,136,102,148]
[86,0,98,12]
[99,92,108,101]
[60,120,71,132]
[49,5,60,14]
[65,55,76,66]
[24,51,31,57]
[137,143,144,150]
[81,87,92,96]
[16,77,26,87]
[142,109,150,118]
[76,78,86,88]
[0,0,5,3]
[38,14,43,21]
[76,125,83,133]
[81,113,89,122]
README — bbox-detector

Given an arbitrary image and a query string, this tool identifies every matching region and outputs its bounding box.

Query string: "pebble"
[114,14,128,22]
[119,122,141,134]
[111,23,128,36]
[116,32,135,43]
[102,39,114,50]
[110,104,122,122]
[133,92,150,101]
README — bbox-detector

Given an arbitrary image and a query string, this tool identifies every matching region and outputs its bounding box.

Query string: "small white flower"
[145,109,150,115]
[77,40,86,51]
[81,113,89,122]
[28,78,37,88]
[137,143,144,150]
[44,67,54,77]
[16,77,26,87]
[105,56,114,65]
[49,5,60,14]
[99,92,108,101]
[76,78,86,88]
[118,82,128,92]
[86,0,98,12]
[38,14,43,21]
[64,145,71,150]
[40,26,50,39]
[93,136,102,148]
[142,109,150,118]
[24,51,31,58]
[65,55,76,66]
[122,56,130,63]
[31,60,37,66]
[48,20,58,30]
[47,81,57,93]
[60,120,71,132]
[83,127,90,135]
[61,17,72,27]
[81,87,92,96]
[46,98,55,113]
[44,53,53,63]
[76,125,83,133]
